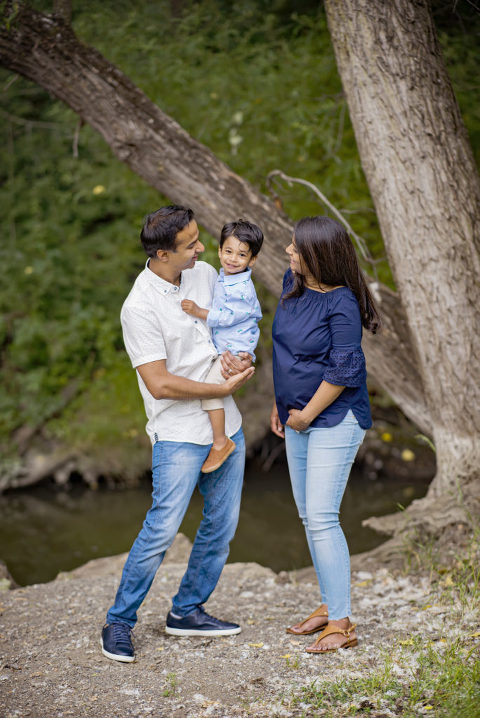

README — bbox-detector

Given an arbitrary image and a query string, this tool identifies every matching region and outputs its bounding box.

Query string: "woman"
[270,215,380,653]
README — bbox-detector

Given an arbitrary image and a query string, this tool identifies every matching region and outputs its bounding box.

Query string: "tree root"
[363,478,480,541]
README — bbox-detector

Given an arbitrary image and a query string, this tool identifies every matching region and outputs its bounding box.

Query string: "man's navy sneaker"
[101,622,135,662]
[165,606,241,636]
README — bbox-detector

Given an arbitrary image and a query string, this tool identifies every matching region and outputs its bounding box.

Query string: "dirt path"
[0,536,476,717]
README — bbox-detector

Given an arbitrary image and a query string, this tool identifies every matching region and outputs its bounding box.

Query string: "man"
[101,206,254,662]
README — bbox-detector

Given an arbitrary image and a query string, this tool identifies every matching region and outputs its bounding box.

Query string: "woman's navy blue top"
[272,270,372,430]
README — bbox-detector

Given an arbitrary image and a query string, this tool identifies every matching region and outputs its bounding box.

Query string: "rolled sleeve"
[121,305,166,368]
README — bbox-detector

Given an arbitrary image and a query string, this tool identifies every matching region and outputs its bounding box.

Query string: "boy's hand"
[181,299,208,320]
[220,351,253,379]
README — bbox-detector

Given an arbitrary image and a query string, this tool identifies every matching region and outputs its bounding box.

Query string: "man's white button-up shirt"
[121,260,242,445]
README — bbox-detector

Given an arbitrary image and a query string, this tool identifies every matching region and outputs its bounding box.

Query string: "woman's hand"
[270,402,285,438]
[221,366,255,395]
[220,351,253,379]
[286,408,311,432]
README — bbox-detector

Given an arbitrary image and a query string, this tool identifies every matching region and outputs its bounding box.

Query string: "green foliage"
[294,638,480,717]
[162,672,178,698]
[1,0,478,478]
[434,1,480,166]
[67,0,385,268]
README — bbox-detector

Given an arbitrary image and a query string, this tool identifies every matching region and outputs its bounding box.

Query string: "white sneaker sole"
[100,639,135,662]
[165,625,242,637]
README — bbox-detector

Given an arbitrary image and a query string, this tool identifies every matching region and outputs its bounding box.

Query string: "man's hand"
[220,351,253,379]
[181,299,208,320]
[270,402,285,438]
[286,408,311,432]
[222,366,255,395]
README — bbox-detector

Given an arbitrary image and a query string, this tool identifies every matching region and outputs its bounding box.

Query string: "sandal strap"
[297,605,328,627]
[312,622,356,645]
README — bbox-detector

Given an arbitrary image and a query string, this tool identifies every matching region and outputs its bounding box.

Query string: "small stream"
[0,457,430,586]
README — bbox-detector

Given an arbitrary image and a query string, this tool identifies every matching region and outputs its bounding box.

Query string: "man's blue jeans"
[285,411,365,620]
[106,428,245,627]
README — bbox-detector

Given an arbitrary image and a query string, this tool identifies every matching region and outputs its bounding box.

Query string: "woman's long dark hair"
[284,216,381,333]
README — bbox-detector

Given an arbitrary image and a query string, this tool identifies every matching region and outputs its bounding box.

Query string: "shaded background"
[1,0,477,583]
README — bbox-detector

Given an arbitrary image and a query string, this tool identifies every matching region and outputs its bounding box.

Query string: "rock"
[55,532,193,581]
[355,571,373,581]
[0,559,18,590]
[288,565,316,584]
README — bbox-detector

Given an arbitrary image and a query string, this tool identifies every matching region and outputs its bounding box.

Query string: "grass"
[403,528,480,611]
[289,635,480,718]
[162,671,177,698]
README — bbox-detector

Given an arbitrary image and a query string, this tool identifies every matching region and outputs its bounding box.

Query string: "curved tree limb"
[267,169,384,278]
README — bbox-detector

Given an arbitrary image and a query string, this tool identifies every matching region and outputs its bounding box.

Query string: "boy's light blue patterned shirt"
[207,268,262,360]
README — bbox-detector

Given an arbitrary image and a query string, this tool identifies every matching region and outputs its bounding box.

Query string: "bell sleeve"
[323,292,367,387]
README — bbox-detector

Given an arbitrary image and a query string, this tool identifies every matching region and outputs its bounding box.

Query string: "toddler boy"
[181,219,263,472]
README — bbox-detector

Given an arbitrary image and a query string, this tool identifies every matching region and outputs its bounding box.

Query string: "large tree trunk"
[0,3,429,434]
[324,0,480,512]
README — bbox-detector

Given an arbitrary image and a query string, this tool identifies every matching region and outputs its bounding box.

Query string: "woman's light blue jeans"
[285,411,365,620]
[106,428,245,627]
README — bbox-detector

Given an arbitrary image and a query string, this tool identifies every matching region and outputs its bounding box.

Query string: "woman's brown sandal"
[305,623,358,653]
[286,605,329,635]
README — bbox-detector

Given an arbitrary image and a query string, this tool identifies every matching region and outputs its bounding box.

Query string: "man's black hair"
[140,205,194,257]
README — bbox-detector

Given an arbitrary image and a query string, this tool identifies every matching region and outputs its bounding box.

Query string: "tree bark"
[52,0,71,24]
[324,0,480,506]
[0,2,431,435]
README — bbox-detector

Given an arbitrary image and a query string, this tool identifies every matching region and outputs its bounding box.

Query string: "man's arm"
[137,359,254,400]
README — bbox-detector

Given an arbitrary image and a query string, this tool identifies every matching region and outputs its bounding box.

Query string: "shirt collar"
[144,259,181,295]
[219,267,252,285]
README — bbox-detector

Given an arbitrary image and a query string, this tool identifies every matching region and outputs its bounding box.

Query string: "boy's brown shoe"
[201,438,236,473]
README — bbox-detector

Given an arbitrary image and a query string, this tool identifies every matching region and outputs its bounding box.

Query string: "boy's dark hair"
[140,205,194,257]
[220,220,264,257]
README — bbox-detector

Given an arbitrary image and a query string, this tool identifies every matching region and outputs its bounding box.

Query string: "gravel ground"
[0,536,477,717]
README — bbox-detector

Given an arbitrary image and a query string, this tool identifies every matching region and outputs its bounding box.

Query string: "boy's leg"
[201,357,226,421]
[208,408,228,449]
[105,440,209,628]
[171,428,245,616]
[201,358,235,472]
